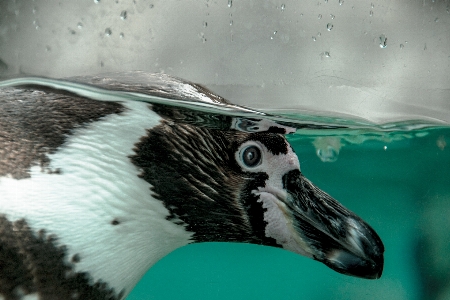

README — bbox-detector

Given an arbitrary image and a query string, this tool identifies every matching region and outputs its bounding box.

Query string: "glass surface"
[0,0,449,123]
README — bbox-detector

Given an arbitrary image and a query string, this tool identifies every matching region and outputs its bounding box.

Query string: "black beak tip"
[323,249,384,280]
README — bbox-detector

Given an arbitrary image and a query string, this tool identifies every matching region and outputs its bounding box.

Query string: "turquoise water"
[129,126,449,300]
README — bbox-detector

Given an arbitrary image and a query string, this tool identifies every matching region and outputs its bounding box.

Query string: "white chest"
[0,100,192,296]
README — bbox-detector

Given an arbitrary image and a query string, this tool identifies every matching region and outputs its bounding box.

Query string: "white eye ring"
[240,145,262,168]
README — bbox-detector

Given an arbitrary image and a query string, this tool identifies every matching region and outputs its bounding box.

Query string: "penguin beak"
[281,169,384,279]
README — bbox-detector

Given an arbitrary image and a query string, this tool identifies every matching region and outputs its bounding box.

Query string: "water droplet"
[230,20,233,26]
[105,28,112,36]
[33,20,40,30]
[371,2,374,8]
[312,36,316,41]
[203,21,207,27]
[317,32,321,37]
[120,10,127,20]
[318,14,322,19]
[273,31,277,35]
[120,32,124,38]
[383,145,387,150]
[94,0,100,3]
[339,0,344,5]
[434,17,439,22]
[400,43,404,49]
[379,34,387,48]
[77,22,83,29]
[228,0,232,8]
[369,10,373,16]
[199,33,207,43]
[324,51,330,57]
[281,4,285,11]
[324,0,328,3]
[330,14,335,19]
[326,23,333,31]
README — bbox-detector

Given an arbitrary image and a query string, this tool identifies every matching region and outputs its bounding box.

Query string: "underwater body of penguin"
[0,72,384,299]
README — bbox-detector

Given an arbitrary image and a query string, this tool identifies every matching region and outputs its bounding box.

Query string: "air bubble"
[326,23,333,31]
[318,14,322,19]
[94,0,100,3]
[105,28,112,36]
[120,32,124,38]
[317,147,338,162]
[379,34,387,48]
[230,20,233,26]
[281,4,285,11]
[228,0,232,8]
[317,32,321,37]
[400,44,404,49]
[312,36,316,41]
[330,14,335,19]
[434,17,439,22]
[203,21,207,27]
[370,10,373,16]
[313,137,342,162]
[371,2,374,8]
[339,0,344,5]
[77,22,83,29]
[120,10,127,20]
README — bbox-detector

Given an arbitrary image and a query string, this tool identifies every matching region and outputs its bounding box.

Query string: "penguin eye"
[241,145,261,167]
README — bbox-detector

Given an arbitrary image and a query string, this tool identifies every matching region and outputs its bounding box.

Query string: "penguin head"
[130,121,384,279]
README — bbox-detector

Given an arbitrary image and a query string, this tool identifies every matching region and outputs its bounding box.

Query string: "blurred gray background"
[0,0,449,122]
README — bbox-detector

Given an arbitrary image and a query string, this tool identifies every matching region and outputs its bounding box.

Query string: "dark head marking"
[130,122,286,247]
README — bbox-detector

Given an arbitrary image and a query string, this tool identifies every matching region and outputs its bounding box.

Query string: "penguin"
[0,72,384,299]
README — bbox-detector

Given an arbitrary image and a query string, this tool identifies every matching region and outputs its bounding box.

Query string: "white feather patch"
[0,100,193,296]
